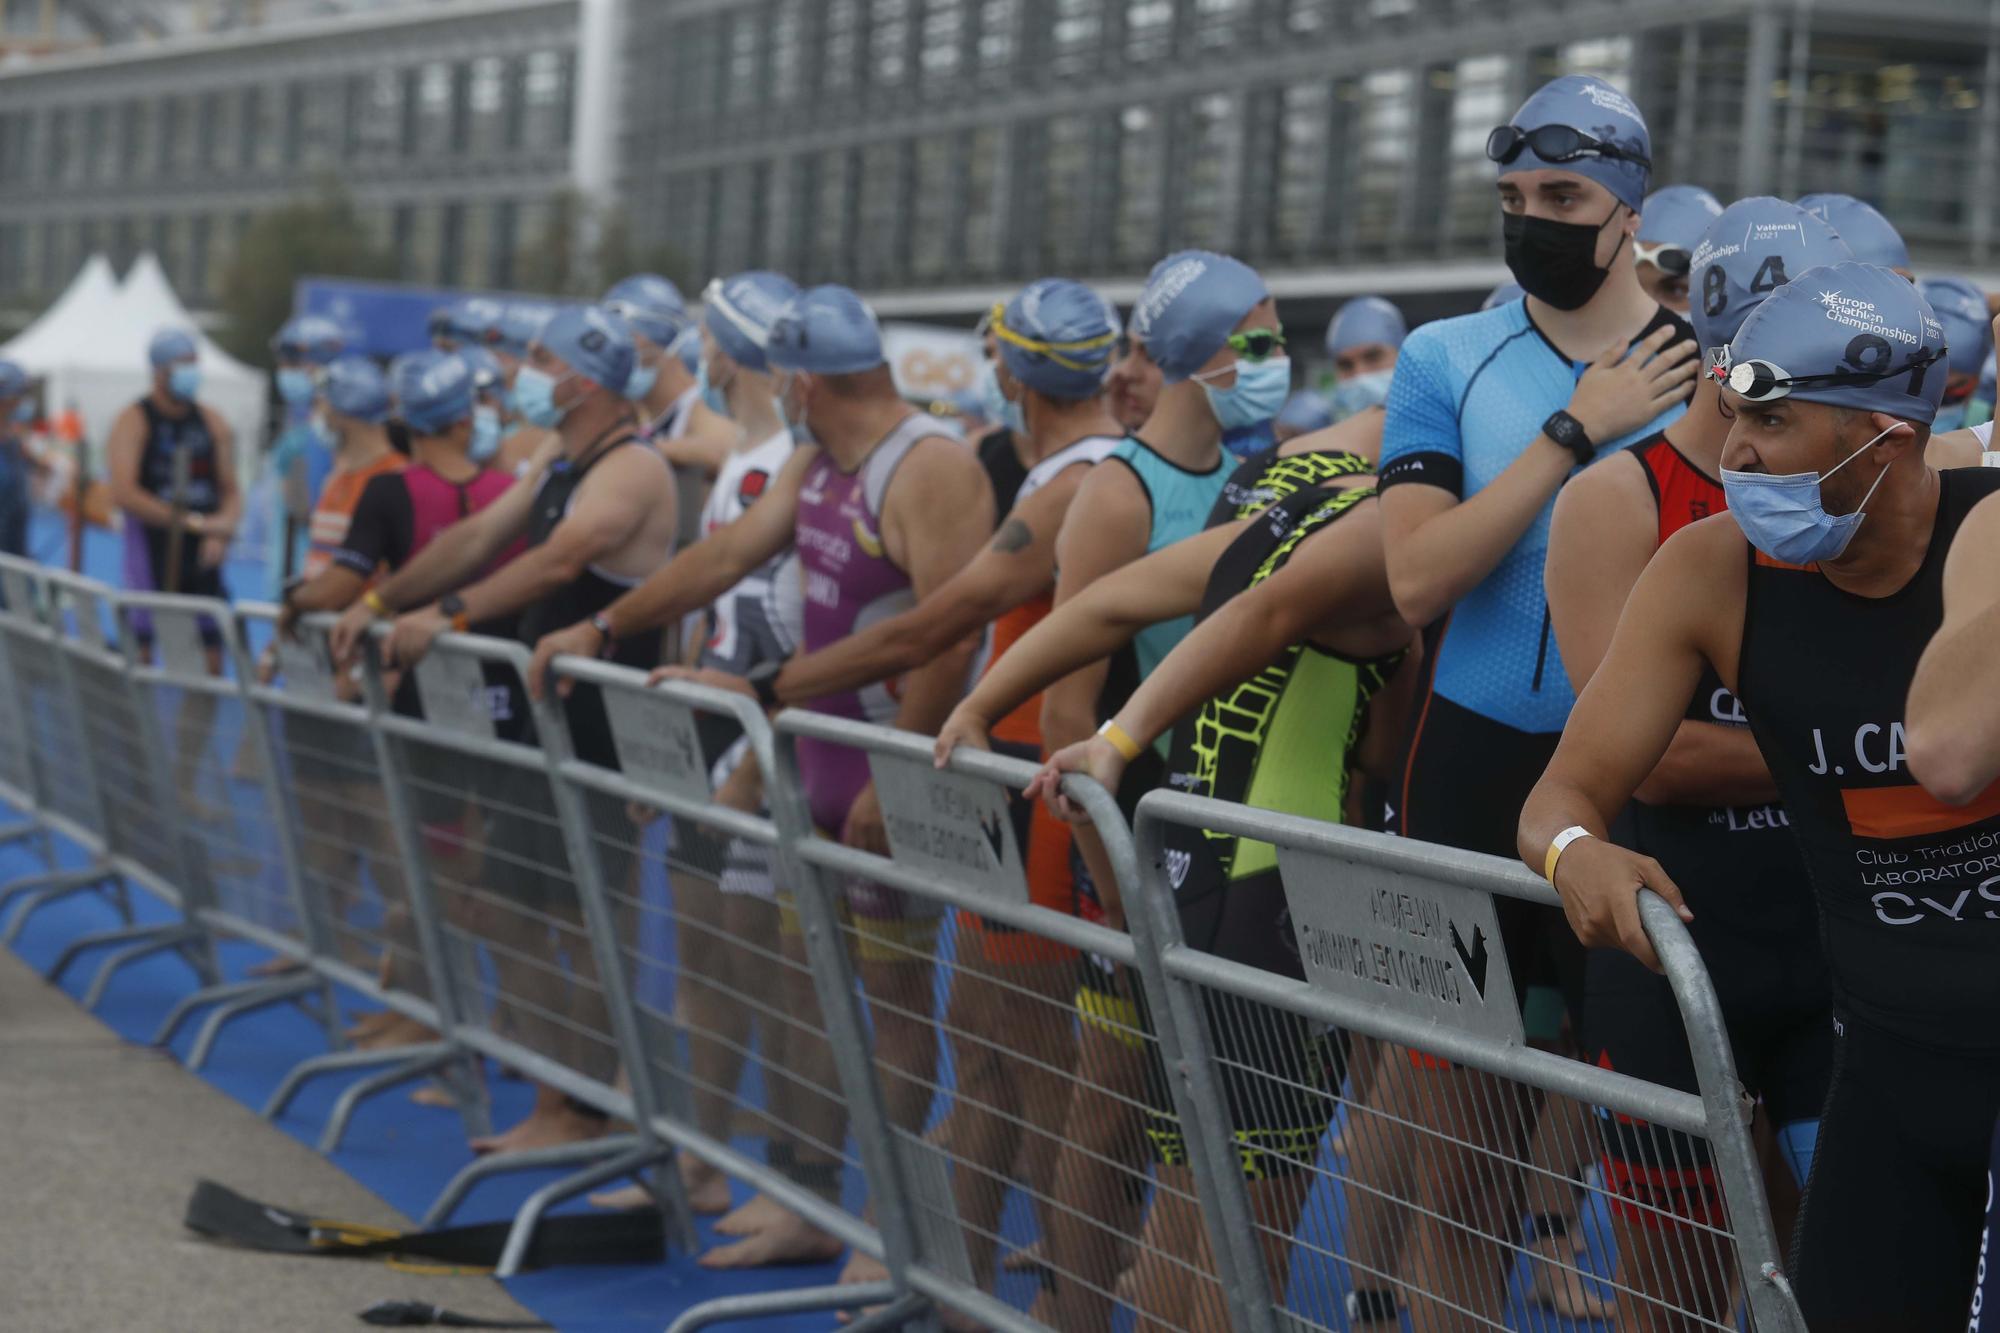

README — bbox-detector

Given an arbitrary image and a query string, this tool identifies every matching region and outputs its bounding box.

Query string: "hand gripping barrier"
[354,625,701,1276]
[708,709,1285,1333]
[1131,788,1808,1333]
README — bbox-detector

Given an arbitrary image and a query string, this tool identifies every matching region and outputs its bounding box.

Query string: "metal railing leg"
[261,1038,455,1122]
[152,970,289,1048]
[46,919,174,984]
[493,1141,677,1277]
[0,865,113,941]
[662,1282,907,1333]
[319,1043,466,1155]
[80,925,205,1010]
[182,974,321,1070]
[422,1134,640,1230]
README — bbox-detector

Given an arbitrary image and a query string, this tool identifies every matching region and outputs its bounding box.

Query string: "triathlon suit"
[1736,466,2000,1333]
[681,428,802,902]
[1141,482,1402,1180]
[0,426,29,558]
[123,396,229,643]
[1585,434,1831,1231]
[792,412,957,951]
[973,432,1122,963]
[1379,299,1690,1023]
[492,432,666,905]
[976,427,1030,514]
[304,452,405,580]
[336,460,526,830]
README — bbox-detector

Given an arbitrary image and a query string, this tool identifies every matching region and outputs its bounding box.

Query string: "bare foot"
[469,1102,609,1156]
[1526,1232,1612,1320]
[352,1015,435,1052]
[410,1080,460,1108]
[588,1183,658,1211]
[343,1010,400,1043]
[715,1192,793,1237]
[681,1158,734,1214]
[248,955,305,978]
[697,1211,844,1270]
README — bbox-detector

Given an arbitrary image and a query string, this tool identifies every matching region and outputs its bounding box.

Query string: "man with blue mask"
[529,285,992,1272]
[0,359,39,559]
[431,296,503,354]
[1632,184,1723,314]
[1919,275,1991,434]
[363,306,681,1158]
[602,273,735,477]
[1377,73,1699,1326]
[1528,259,2000,1333]
[456,345,508,464]
[1324,294,1406,421]
[1543,196,1848,1329]
[264,314,347,595]
[1798,193,1913,278]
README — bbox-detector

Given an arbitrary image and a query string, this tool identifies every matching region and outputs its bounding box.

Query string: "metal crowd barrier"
[1132,788,1808,1333]
[0,565,1810,1331]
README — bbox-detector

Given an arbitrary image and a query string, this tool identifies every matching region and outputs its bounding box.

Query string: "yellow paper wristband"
[1097,719,1143,762]
[363,590,390,617]
[1544,826,1593,886]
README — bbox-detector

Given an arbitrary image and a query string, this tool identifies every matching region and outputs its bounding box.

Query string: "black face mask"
[1502,204,1626,312]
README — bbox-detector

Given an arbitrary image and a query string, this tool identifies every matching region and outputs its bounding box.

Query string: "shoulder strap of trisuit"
[860,412,951,519]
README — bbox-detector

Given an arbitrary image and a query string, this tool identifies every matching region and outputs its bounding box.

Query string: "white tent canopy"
[0,252,268,472]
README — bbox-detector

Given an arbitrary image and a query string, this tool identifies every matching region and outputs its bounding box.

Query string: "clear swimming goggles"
[1717,348,1944,401]
[1632,240,1691,276]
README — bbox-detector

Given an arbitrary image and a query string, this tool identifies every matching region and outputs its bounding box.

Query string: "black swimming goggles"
[1718,348,1945,402]
[1486,123,1652,172]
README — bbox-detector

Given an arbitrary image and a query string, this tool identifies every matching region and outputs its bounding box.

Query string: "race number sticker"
[866,752,1028,907]
[273,631,335,702]
[604,686,711,804]
[1278,845,1523,1046]
[413,651,497,739]
[151,607,208,678]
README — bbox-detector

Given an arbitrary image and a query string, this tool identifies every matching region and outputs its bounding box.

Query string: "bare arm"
[288,566,367,615]
[772,465,1084,708]
[655,412,735,476]
[205,411,242,533]
[1038,463,1154,751]
[1546,454,1777,807]
[1906,491,2000,802]
[453,448,661,626]
[879,438,998,736]
[1520,524,1734,969]
[369,475,539,613]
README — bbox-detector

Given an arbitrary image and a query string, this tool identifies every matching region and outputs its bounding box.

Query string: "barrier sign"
[151,606,208,678]
[1278,846,1523,1045]
[866,752,1028,907]
[272,630,335,703]
[412,652,497,740]
[605,686,711,805]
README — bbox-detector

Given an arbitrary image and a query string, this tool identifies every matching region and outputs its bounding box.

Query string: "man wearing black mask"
[1367,74,1699,1324]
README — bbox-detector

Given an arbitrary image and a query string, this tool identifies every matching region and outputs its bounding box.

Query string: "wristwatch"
[438,593,470,634]
[1542,409,1595,466]
[588,612,618,659]
[745,659,786,711]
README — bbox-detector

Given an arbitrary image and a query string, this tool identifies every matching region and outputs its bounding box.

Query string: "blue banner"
[293,276,562,359]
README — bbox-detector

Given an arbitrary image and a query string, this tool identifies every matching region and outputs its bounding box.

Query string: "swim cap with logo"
[1723,260,1947,424]
[1129,250,1268,384]
[1688,197,1851,355]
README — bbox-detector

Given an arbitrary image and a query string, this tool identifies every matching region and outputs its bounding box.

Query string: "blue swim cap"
[149,328,197,367]
[1723,261,1947,426]
[1797,194,1910,272]
[1482,281,1525,311]
[323,355,391,424]
[1325,296,1407,358]
[445,297,505,347]
[1918,276,1991,381]
[767,285,886,376]
[535,304,637,393]
[1129,250,1269,384]
[1496,75,1651,213]
[993,278,1120,401]
[1638,185,1724,250]
[0,360,29,400]
[1688,197,1851,356]
[456,345,506,395]
[1277,390,1334,435]
[495,304,551,357]
[274,314,348,366]
[703,271,802,374]
[603,273,693,349]
[391,349,476,435]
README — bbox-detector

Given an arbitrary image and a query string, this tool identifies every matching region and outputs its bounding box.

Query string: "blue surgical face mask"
[168,364,202,401]
[511,366,567,429]
[624,359,660,403]
[469,406,502,462]
[978,362,1026,435]
[697,360,732,416]
[1201,355,1292,432]
[277,368,316,407]
[775,372,814,445]
[1330,368,1395,422]
[1720,423,1898,565]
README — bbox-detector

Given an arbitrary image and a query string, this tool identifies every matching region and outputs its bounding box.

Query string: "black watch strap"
[589,612,618,659]
[1543,410,1595,465]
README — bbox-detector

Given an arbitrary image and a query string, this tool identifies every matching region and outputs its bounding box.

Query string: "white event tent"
[0,253,268,473]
